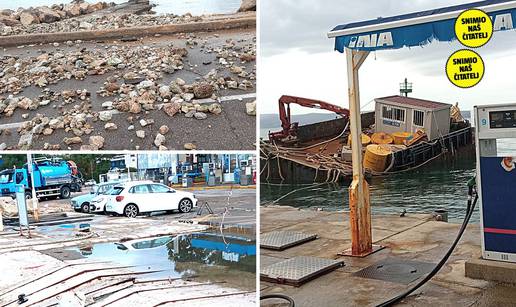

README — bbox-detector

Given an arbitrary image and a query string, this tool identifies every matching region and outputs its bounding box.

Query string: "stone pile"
[0,10,203,36]
[0,1,114,29]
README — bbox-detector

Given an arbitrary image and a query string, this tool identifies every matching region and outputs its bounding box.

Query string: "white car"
[104,181,198,218]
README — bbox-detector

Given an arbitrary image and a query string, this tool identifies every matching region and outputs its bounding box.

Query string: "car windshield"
[107,186,124,195]
[0,171,13,184]
[130,237,173,250]
[97,184,114,195]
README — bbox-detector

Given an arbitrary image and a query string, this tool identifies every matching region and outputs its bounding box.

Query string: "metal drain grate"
[353,258,435,284]
[261,231,317,250]
[261,256,344,286]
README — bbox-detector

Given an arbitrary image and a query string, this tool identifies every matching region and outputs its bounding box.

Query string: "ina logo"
[501,157,516,172]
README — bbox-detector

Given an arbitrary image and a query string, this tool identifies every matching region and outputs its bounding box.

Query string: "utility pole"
[27,154,39,222]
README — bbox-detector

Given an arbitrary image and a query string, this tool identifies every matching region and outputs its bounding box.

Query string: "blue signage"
[330,1,516,52]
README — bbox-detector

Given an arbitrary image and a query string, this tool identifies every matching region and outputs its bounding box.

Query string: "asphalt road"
[0,29,256,150]
[40,187,256,229]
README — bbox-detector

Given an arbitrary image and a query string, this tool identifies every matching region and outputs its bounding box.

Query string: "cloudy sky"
[259,0,516,116]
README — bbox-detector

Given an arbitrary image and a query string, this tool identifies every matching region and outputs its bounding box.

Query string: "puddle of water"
[66,230,256,281]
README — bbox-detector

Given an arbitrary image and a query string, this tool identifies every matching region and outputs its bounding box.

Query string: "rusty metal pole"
[345,48,372,256]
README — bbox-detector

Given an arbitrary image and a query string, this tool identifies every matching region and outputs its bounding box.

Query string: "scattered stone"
[63,136,82,145]
[139,118,154,127]
[194,112,207,120]
[0,143,6,150]
[208,103,222,114]
[19,12,38,26]
[238,0,256,12]
[18,133,34,148]
[154,133,166,147]
[193,82,214,99]
[99,111,112,121]
[104,123,117,130]
[163,102,181,117]
[246,100,256,116]
[102,101,113,109]
[136,130,145,138]
[159,125,169,135]
[184,143,197,150]
[89,135,104,149]
[159,85,171,98]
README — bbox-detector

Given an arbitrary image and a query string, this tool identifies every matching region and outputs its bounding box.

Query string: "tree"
[0,154,27,169]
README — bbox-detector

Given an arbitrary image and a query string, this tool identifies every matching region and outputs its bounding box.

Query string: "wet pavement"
[259,205,516,307]
[0,187,257,306]
[0,29,256,150]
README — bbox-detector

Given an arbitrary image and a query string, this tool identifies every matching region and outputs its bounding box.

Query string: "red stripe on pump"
[484,228,516,235]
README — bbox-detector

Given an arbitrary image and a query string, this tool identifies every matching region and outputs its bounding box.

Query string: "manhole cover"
[261,256,344,286]
[353,258,435,284]
[261,231,317,250]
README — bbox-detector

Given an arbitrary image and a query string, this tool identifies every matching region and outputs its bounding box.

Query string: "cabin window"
[382,106,405,122]
[413,110,425,127]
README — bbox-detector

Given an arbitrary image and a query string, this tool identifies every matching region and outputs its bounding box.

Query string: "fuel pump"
[475,103,516,262]
[203,163,216,186]
[239,160,251,186]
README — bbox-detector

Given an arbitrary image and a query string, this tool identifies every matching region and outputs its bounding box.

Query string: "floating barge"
[260,95,473,183]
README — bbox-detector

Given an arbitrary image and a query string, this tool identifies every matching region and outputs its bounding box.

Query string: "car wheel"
[24,192,32,200]
[179,198,193,213]
[81,203,90,213]
[124,204,139,218]
[60,186,71,199]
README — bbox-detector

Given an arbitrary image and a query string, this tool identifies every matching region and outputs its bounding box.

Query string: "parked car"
[71,181,121,213]
[104,181,198,218]
[114,236,175,251]
[84,179,96,187]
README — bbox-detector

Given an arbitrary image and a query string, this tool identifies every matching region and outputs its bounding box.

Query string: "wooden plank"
[90,282,221,307]
[151,290,254,307]
[1,264,138,307]
[0,260,111,297]
[16,268,162,307]
[158,294,255,307]
[0,262,120,306]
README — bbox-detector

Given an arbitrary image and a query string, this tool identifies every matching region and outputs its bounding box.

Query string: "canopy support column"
[345,48,373,256]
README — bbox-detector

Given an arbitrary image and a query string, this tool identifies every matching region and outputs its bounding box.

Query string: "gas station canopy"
[328,0,516,52]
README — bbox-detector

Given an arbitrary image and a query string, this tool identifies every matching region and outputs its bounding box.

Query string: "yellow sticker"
[446,49,484,88]
[455,9,493,48]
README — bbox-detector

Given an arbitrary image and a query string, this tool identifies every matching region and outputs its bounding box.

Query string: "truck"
[0,157,83,200]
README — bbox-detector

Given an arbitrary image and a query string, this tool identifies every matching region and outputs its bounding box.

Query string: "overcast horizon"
[259,0,516,116]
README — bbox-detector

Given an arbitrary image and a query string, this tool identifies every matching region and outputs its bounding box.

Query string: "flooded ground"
[2,0,242,15]
[65,230,256,290]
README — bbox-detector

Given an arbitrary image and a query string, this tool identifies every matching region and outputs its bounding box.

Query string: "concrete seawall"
[0,14,256,47]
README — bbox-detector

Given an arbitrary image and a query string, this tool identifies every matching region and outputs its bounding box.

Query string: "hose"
[260,294,295,307]
[376,177,478,307]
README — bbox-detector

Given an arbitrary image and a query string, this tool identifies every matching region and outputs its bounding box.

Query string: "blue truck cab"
[0,168,31,198]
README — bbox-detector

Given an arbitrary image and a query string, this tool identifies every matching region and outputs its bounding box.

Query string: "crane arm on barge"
[269,95,350,143]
